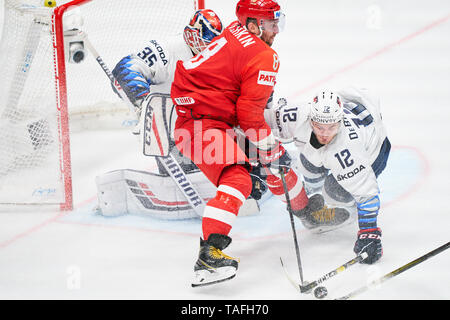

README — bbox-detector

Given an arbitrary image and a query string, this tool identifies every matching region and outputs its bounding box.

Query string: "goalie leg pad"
[96,169,215,219]
[95,168,264,219]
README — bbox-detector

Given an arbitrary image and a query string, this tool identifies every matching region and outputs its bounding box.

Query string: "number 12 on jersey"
[334,149,354,169]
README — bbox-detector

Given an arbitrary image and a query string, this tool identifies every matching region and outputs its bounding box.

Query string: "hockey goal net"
[0,0,203,210]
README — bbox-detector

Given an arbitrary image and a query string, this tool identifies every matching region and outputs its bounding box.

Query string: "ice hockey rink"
[0,0,449,301]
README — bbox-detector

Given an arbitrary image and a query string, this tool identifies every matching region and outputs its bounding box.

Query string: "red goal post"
[0,0,205,211]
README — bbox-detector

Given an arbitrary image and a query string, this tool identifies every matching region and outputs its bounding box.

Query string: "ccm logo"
[359,234,381,240]
[174,97,195,105]
[144,107,153,146]
[257,71,277,86]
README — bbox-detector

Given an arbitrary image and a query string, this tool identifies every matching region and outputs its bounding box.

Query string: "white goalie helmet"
[310,90,344,124]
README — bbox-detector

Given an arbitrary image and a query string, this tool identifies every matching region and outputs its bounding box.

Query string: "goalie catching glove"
[112,55,150,112]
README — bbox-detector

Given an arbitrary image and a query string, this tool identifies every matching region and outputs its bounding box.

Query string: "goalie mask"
[184,9,223,55]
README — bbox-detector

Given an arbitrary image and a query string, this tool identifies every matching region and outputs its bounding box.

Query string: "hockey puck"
[313,286,328,299]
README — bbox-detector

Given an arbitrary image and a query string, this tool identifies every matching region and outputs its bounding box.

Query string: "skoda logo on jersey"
[337,165,366,181]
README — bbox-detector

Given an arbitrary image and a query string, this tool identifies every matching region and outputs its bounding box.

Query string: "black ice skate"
[192,233,239,287]
[294,194,351,233]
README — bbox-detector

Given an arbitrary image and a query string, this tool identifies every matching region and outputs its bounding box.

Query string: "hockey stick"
[335,241,450,300]
[155,155,205,216]
[278,166,368,294]
[82,32,138,118]
[281,250,368,294]
[83,32,206,216]
[279,167,305,285]
[299,252,368,293]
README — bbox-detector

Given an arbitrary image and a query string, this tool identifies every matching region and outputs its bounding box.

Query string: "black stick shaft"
[279,168,304,285]
[336,241,450,300]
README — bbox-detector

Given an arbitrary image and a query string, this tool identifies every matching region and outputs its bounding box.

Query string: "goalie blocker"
[139,93,173,157]
[96,168,270,219]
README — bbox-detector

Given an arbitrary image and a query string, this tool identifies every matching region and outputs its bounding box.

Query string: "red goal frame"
[51,0,205,210]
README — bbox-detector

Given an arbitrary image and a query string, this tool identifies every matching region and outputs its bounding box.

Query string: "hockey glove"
[353,228,383,264]
[257,143,291,171]
[249,166,268,200]
[112,55,150,108]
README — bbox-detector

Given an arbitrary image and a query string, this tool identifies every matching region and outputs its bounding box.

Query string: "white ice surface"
[0,0,449,300]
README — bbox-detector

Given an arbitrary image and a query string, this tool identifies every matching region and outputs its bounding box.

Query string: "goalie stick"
[335,241,450,300]
[83,32,206,216]
[81,32,138,118]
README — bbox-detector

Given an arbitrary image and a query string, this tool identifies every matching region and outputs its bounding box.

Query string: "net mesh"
[0,0,197,205]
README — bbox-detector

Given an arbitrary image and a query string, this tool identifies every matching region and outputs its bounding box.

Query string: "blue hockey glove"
[112,55,150,107]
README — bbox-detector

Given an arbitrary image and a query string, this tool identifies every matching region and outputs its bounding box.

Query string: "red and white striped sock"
[265,168,308,211]
[202,185,247,240]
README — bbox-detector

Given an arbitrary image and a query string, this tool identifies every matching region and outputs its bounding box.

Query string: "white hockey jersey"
[122,35,194,153]
[265,87,389,203]
[127,35,193,95]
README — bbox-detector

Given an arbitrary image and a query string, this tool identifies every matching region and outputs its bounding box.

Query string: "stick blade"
[280,257,301,293]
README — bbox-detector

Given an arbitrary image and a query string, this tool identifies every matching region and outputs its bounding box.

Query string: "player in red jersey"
[171,0,308,287]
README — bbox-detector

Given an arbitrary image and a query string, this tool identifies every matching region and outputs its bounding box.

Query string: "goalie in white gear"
[111,9,223,113]
[97,9,270,219]
[265,87,391,264]
[111,9,223,173]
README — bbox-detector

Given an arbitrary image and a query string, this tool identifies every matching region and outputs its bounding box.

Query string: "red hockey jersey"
[171,21,280,149]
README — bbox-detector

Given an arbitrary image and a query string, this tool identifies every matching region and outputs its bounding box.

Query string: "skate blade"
[191,267,237,287]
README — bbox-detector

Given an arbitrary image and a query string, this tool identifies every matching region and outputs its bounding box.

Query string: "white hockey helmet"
[310,90,344,124]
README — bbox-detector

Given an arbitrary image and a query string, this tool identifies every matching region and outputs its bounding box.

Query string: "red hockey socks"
[265,167,308,211]
[202,165,251,240]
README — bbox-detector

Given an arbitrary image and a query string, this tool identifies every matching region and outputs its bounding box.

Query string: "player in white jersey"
[96,10,270,219]
[265,87,391,264]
